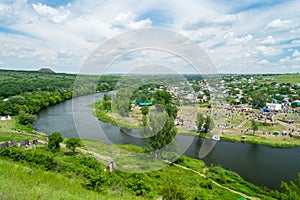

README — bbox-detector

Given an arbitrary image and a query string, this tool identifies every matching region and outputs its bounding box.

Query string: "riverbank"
[93,97,300,148]
[220,133,300,148]
[95,107,300,148]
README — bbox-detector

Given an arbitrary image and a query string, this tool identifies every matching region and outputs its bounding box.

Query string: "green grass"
[206,166,278,199]
[94,109,118,126]
[0,141,289,199]
[0,132,36,142]
[0,159,139,200]
[221,134,300,148]
[243,120,286,132]
[263,74,300,84]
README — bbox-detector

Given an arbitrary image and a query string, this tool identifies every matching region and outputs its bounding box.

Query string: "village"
[111,74,300,147]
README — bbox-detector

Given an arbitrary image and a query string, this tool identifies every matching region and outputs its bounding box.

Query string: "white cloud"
[57,48,72,59]
[112,12,152,29]
[291,40,300,45]
[292,50,300,57]
[184,14,237,30]
[253,45,282,56]
[260,36,276,45]
[265,19,295,32]
[0,0,300,73]
[279,56,291,64]
[32,3,71,24]
[258,59,270,65]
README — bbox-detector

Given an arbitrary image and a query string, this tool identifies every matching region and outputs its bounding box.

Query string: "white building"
[266,103,282,111]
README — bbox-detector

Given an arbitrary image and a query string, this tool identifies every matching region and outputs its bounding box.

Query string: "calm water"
[33,93,300,189]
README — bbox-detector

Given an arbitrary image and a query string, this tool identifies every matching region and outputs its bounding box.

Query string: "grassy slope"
[0,118,45,142]
[0,159,139,200]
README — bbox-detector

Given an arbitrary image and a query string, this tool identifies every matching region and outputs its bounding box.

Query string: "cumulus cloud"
[279,56,291,64]
[258,59,270,65]
[253,45,282,56]
[112,12,152,29]
[292,50,300,57]
[1,0,300,73]
[260,36,276,45]
[32,3,71,23]
[184,14,237,30]
[265,19,295,32]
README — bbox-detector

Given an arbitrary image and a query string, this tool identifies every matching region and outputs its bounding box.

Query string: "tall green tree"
[251,119,258,135]
[17,110,37,125]
[143,110,177,159]
[204,116,215,133]
[66,138,83,153]
[47,132,64,152]
[197,113,205,132]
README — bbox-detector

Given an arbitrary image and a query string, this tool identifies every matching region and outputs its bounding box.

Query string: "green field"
[262,74,300,84]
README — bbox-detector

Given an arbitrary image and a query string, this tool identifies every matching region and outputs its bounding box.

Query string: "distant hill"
[38,68,55,73]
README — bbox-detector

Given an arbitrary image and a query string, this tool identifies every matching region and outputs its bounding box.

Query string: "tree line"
[0,70,119,126]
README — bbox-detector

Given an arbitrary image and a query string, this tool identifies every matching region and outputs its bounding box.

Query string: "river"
[32,93,300,189]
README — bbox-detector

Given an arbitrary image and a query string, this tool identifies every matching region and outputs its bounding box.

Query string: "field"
[262,74,300,84]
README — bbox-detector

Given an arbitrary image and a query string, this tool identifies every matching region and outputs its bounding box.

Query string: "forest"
[0,70,119,125]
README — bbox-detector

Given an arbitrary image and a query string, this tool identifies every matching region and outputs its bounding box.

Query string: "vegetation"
[0,145,284,199]
[47,132,64,152]
[66,138,83,153]
[197,112,215,133]
[141,90,178,159]
[251,119,259,135]
[0,69,119,127]
[0,122,299,199]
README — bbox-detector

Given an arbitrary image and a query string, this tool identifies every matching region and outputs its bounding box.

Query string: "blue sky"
[0,0,300,74]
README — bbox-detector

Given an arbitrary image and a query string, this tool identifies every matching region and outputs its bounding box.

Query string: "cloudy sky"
[0,0,300,74]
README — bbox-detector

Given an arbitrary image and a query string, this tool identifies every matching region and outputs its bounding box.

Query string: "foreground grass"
[0,159,138,200]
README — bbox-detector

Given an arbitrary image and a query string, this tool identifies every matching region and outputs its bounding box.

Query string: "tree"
[142,111,177,159]
[250,90,268,108]
[17,110,37,125]
[112,88,131,117]
[204,116,215,133]
[197,113,205,132]
[152,90,172,105]
[141,106,149,116]
[47,132,64,152]
[251,119,258,135]
[66,138,83,153]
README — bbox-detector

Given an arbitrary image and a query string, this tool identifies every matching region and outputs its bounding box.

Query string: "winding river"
[33,93,300,190]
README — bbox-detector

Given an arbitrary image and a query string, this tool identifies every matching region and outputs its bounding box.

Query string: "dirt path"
[61,144,112,163]
[172,163,260,200]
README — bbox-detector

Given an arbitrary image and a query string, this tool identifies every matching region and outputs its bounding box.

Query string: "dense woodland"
[0,70,119,125]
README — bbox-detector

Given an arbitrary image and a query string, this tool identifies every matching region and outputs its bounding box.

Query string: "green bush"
[0,147,56,170]
[126,174,151,196]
